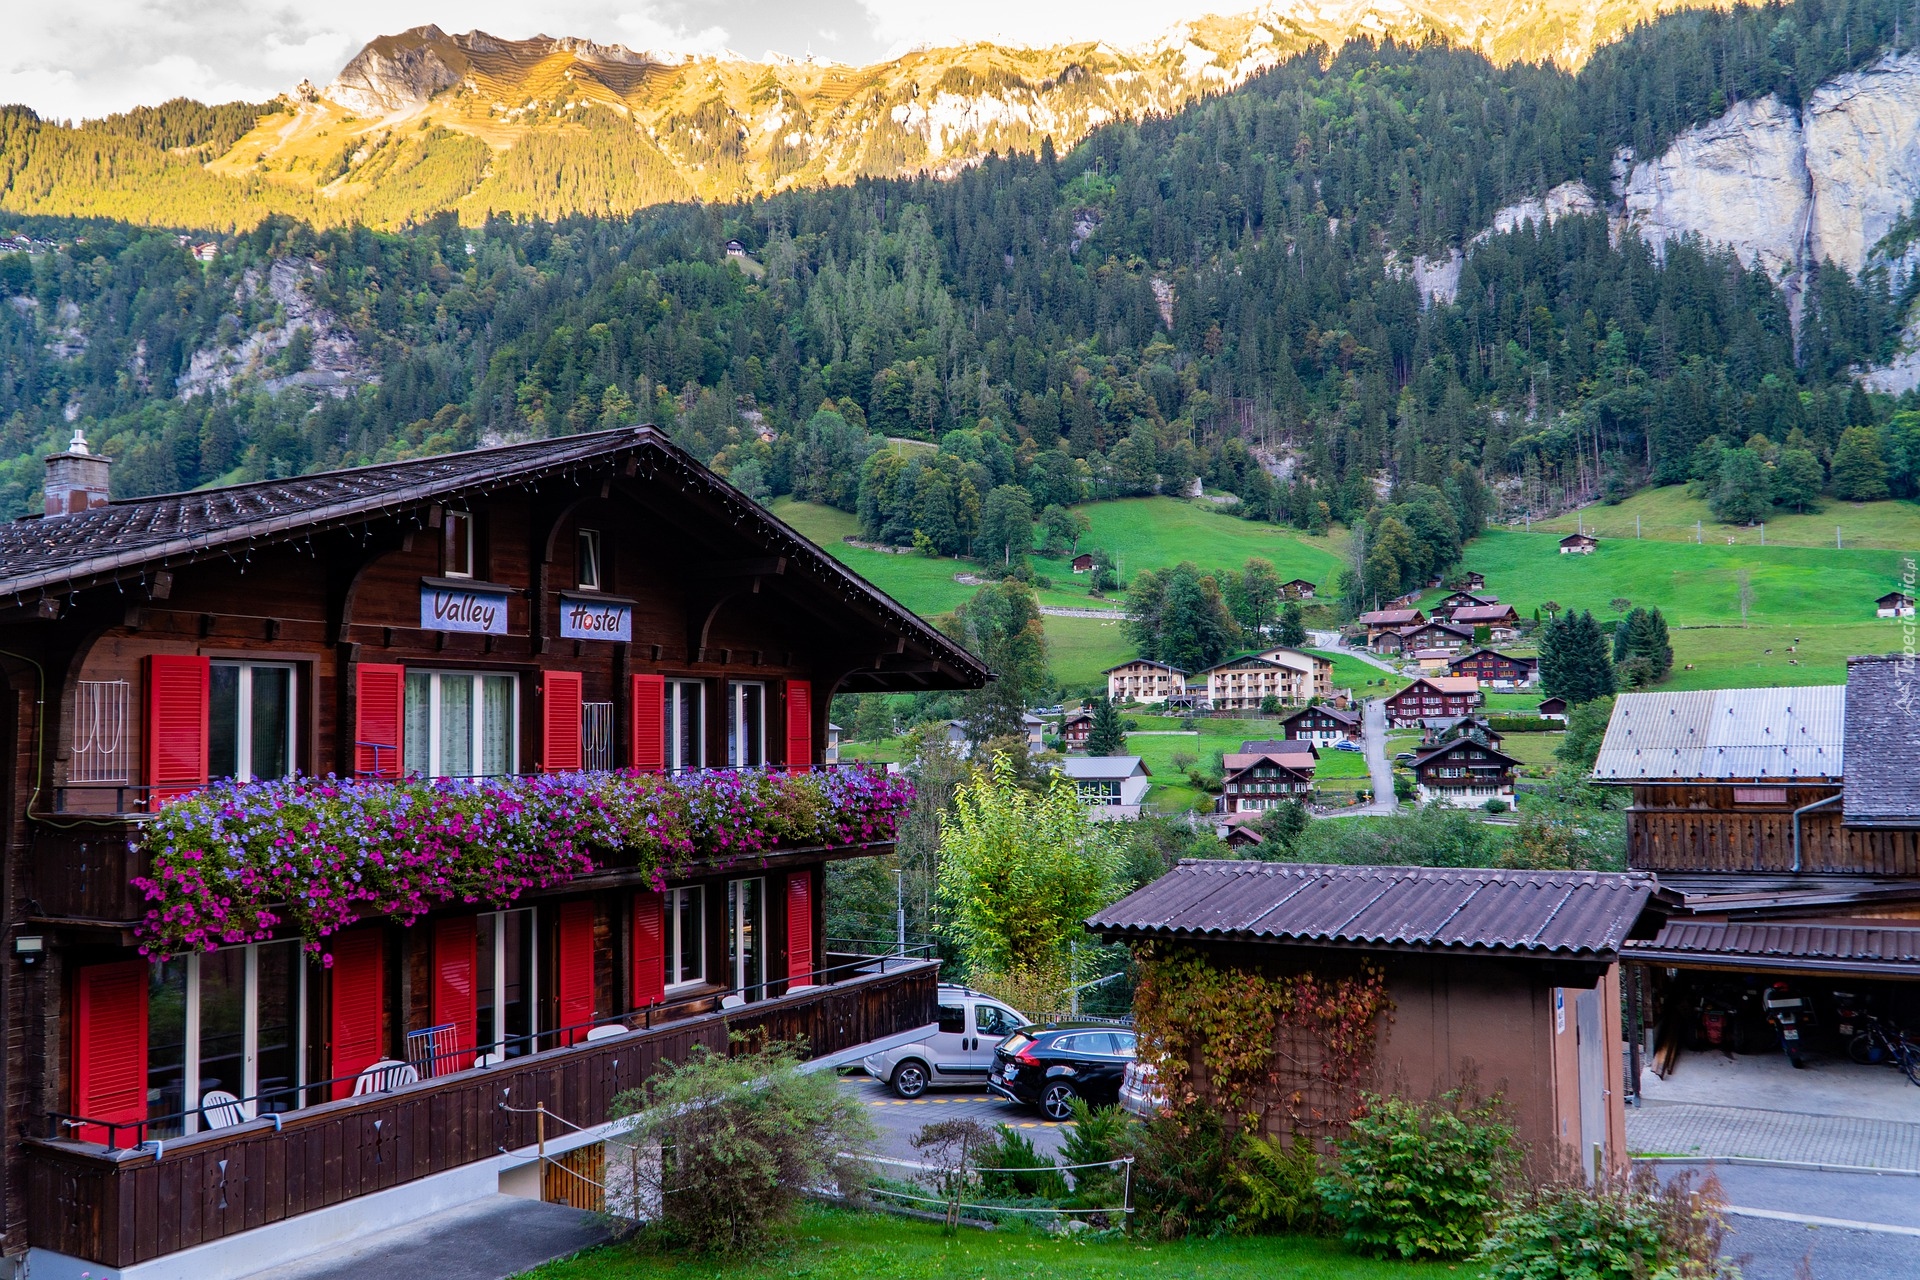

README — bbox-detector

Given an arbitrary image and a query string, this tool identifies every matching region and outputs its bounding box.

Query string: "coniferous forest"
[4,2,1920,613]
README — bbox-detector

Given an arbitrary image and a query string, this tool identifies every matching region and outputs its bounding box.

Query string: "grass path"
[523,1206,1469,1280]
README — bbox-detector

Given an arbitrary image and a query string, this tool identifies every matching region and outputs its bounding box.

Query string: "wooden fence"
[27,960,936,1268]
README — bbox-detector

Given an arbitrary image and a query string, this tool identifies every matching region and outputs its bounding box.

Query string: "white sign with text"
[560,596,632,642]
[421,583,510,634]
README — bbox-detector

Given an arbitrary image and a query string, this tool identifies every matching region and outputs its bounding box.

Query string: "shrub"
[1481,1167,1736,1280]
[1059,1099,1134,1210]
[1236,1132,1325,1233]
[1484,799,1509,814]
[978,1124,1069,1200]
[1317,1090,1520,1259]
[608,1042,874,1255]
[1120,1110,1247,1238]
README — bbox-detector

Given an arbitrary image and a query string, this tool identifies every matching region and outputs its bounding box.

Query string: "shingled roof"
[1842,654,1920,828]
[0,425,986,686]
[1086,861,1674,960]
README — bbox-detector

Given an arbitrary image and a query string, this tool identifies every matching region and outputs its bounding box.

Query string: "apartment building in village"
[4,426,985,1276]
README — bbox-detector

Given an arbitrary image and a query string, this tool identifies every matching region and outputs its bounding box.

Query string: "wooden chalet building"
[1538,695,1569,723]
[1448,603,1521,639]
[1398,620,1474,653]
[1070,553,1096,574]
[1061,709,1094,749]
[1195,648,1332,711]
[1876,590,1916,618]
[1280,578,1317,599]
[1597,667,1920,1097]
[1279,703,1361,747]
[1448,647,1538,690]
[1559,532,1599,555]
[5,427,985,1276]
[1434,590,1497,619]
[1383,676,1481,727]
[1357,607,1423,645]
[1104,658,1187,706]
[1409,736,1520,807]
[1218,744,1318,813]
[1459,571,1486,590]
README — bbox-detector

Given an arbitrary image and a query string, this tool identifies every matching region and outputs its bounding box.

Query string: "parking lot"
[837,1072,1074,1162]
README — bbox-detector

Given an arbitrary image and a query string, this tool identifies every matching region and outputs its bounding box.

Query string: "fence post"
[1696,520,1701,544]
[1760,523,1765,546]
[1837,525,1843,550]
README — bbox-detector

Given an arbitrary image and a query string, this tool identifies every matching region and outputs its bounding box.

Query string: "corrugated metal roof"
[1626,919,1920,972]
[1086,861,1668,959]
[1842,655,1920,826]
[1593,686,1844,782]
[1058,756,1148,780]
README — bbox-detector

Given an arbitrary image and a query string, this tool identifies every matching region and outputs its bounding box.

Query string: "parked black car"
[988,1022,1137,1119]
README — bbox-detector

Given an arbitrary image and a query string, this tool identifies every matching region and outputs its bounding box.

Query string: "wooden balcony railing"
[27,958,938,1269]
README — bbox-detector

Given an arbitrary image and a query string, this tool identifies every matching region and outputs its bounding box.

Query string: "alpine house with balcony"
[2,426,985,1277]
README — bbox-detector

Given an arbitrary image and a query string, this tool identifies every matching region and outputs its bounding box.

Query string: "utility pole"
[894,869,906,957]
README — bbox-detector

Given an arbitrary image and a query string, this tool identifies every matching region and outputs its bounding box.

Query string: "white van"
[861,984,1029,1098]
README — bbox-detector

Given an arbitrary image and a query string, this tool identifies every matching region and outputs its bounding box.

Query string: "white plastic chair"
[351,1059,419,1096]
[720,993,746,1010]
[473,1050,505,1069]
[200,1090,246,1129]
[584,1024,628,1042]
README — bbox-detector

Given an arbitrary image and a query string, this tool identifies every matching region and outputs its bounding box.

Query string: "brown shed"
[1088,861,1677,1179]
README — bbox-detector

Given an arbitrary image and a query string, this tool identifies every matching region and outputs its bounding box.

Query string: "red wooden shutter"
[329,928,385,1099]
[544,671,584,773]
[786,871,813,989]
[630,673,665,772]
[145,654,209,806]
[354,663,407,779]
[557,900,596,1043]
[431,916,476,1073]
[784,679,812,773]
[632,891,665,1008]
[72,960,148,1143]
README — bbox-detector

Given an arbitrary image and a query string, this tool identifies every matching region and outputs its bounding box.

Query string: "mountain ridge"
[2,0,1723,230]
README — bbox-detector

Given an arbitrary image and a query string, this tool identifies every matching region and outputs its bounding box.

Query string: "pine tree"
[1830,427,1890,501]
[1085,696,1126,756]
[1541,611,1616,705]
[1277,601,1307,647]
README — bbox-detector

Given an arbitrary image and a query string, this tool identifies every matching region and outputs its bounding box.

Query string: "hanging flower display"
[131,766,914,957]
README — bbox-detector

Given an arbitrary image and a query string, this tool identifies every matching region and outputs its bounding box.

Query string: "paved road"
[1630,1101,1920,1171]
[1309,629,1401,675]
[837,1073,1073,1164]
[1316,697,1398,819]
[1653,1161,1920,1280]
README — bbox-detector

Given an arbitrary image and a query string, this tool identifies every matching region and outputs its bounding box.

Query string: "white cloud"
[858,0,1236,53]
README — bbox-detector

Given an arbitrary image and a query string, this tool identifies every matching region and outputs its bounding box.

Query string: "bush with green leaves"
[1236,1132,1325,1233]
[1119,1110,1247,1239]
[608,1042,874,1255]
[1481,1167,1736,1280]
[1059,1099,1135,1211]
[1317,1090,1520,1259]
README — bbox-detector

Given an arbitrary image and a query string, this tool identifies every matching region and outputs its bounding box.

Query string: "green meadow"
[770,494,1919,702]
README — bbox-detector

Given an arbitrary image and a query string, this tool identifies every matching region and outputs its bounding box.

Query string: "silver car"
[862,985,1029,1098]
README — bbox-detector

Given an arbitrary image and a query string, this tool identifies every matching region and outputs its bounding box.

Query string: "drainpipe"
[1791,793,1843,873]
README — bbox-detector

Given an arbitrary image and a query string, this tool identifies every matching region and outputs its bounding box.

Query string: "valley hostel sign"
[559,593,633,642]
[421,578,511,635]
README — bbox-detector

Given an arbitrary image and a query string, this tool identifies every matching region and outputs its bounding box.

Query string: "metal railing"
[47,951,940,1150]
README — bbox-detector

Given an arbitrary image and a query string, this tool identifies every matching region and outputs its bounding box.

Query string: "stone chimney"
[44,428,111,518]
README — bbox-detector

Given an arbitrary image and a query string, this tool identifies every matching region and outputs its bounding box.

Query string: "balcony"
[28,956,938,1269]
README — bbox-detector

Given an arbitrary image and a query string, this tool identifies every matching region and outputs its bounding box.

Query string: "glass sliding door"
[146,940,308,1135]
[727,877,764,1000]
[475,908,537,1060]
[727,682,765,767]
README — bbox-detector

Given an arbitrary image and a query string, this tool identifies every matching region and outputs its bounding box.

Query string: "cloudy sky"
[4,0,1246,122]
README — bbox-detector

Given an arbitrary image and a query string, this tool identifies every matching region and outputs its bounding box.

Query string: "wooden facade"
[0,426,983,1267]
[1625,784,1920,876]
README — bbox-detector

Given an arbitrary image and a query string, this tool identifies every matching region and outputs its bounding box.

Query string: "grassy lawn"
[1065,497,1348,585]
[524,1206,1472,1280]
[1315,746,1372,779]
[1047,614,1133,689]
[1124,716,1284,814]
[1480,692,1545,712]
[1496,729,1566,778]
[1535,486,1920,552]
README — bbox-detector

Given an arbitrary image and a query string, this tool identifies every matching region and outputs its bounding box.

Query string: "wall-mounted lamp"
[14,936,43,965]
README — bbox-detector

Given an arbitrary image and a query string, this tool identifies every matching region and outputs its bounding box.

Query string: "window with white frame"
[576,529,602,591]
[666,886,705,988]
[444,510,475,578]
[404,670,518,778]
[71,679,130,783]
[664,679,703,772]
[726,681,765,767]
[210,661,296,782]
[146,939,305,1137]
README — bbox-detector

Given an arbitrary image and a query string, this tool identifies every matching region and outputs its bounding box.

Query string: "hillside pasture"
[1536,486,1920,552]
